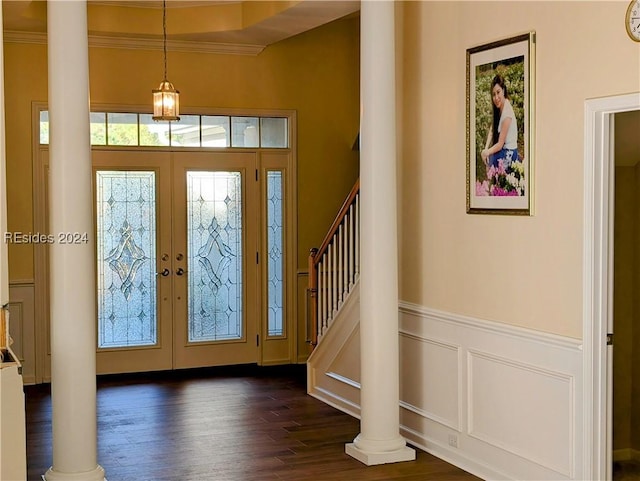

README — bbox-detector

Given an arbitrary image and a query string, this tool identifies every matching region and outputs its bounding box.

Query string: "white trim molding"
[583,92,640,481]
[4,30,265,55]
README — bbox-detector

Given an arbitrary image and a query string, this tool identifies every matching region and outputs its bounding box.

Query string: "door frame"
[31,102,298,381]
[584,92,640,480]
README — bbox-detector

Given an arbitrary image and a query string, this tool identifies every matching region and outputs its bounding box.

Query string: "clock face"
[627,0,640,41]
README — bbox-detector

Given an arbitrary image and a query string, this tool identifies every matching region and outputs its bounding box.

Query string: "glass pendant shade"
[152,80,180,121]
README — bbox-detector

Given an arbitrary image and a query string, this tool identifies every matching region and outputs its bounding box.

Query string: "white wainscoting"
[307,283,361,418]
[398,302,584,481]
[308,298,586,480]
[8,280,35,384]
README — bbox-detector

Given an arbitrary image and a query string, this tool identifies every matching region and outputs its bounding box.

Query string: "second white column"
[345,0,415,466]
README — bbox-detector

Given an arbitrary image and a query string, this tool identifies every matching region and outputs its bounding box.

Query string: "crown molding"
[3,30,265,56]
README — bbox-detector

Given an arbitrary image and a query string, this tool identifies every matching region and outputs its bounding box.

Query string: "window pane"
[107,113,138,146]
[96,171,157,348]
[140,114,170,147]
[187,171,243,342]
[90,112,106,145]
[202,116,230,147]
[231,117,259,148]
[260,118,288,148]
[40,110,49,145]
[170,115,200,147]
[267,171,284,336]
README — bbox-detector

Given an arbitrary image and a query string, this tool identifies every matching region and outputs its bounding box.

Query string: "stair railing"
[307,179,360,348]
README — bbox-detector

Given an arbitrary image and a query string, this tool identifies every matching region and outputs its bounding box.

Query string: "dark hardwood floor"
[25,364,481,481]
[614,458,640,480]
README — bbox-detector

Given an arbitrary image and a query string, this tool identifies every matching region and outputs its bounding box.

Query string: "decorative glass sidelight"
[187,171,243,342]
[266,171,284,336]
[96,171,157,348]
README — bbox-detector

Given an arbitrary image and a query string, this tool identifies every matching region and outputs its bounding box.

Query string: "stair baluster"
[308,179,360,348]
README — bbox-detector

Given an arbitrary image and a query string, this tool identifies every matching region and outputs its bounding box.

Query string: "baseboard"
[308,385,360,420]
[613,448,640,462]
[401,424,511,481]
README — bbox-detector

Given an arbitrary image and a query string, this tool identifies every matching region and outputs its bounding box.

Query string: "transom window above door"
[39,111,289,149]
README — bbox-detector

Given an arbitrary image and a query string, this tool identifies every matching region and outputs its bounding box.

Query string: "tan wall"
[400,1,640,338]
[4,15,360,281]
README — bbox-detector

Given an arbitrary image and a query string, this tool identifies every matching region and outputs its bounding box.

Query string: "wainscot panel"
[399,302,583,481]
[8,280,35,384]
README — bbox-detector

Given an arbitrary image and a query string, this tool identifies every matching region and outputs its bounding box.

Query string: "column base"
[43,465,106,481]
[345,443,416,466]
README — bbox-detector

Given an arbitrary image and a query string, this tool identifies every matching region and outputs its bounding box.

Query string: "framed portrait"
[466,32,535,215]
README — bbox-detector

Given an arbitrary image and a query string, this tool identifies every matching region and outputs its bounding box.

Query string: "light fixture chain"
[163,0,167,80]
[152,0,179,122]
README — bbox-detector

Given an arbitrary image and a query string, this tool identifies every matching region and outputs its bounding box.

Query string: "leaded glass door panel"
[172,152,259,369]
[93,151,173,374]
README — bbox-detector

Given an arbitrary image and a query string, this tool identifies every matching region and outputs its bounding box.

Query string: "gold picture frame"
[466,32,535,215]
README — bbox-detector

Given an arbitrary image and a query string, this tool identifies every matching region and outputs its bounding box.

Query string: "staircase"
[306,180,362,417]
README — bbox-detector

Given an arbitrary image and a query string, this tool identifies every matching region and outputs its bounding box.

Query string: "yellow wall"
[401,1,640,338]
[4,15,360,281]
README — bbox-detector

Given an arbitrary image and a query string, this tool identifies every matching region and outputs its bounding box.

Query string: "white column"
[345,0,415,466]
[45,2,106,480]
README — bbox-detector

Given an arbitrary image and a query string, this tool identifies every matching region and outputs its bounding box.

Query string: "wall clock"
[627,0,640,42]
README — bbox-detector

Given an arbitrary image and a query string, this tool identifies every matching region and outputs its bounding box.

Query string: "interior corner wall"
[633,162,640,451]
[613,166,634,452]
[400,1,640,338]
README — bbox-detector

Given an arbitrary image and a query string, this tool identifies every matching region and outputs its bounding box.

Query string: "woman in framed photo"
[480,74,519,169]
[466,32,534,213]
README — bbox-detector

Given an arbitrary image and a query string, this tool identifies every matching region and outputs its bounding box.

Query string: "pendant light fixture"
[152,0,180,121]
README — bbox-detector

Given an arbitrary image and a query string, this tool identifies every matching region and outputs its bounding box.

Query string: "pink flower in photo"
[496,159,507,175]
[475,180,489,196]
[491,186,519,196]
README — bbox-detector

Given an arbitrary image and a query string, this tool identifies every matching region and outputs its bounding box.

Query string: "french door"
[93,150,260,374]
[172,151,259,369]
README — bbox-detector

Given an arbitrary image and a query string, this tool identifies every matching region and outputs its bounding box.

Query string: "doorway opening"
[584,92,640,481]
[612,109,640,480]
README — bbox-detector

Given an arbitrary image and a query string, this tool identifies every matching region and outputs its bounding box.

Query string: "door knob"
[176,268,185,276]
[157,268,171,277]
